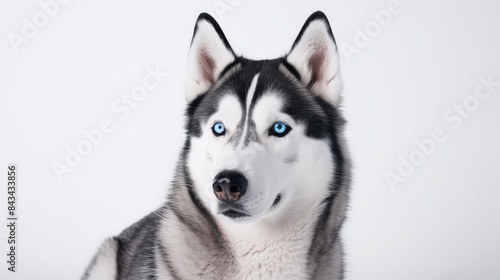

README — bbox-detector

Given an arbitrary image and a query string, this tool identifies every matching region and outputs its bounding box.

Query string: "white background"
[1,0,500,279]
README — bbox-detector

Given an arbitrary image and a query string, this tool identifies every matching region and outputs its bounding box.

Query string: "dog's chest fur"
[224,219,315,279]
[158,199,319,280]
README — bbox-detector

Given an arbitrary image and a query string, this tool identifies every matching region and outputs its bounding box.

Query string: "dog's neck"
[217,198,324,279]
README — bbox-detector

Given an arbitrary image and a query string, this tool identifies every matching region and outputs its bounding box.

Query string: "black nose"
[212,170,248,202]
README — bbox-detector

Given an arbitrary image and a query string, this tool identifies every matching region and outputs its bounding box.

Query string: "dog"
[82,11,350,280]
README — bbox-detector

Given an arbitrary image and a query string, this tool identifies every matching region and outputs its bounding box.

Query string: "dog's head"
[184,12,343,223]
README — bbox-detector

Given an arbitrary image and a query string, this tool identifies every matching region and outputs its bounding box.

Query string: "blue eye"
[212,122,225,136]
[270,121,291,137]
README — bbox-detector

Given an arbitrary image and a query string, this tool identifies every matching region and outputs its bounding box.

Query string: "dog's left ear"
[186,13,236,102]
[286,11,341,105]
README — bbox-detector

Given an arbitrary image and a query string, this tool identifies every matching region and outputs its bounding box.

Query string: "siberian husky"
[82,11,350,280]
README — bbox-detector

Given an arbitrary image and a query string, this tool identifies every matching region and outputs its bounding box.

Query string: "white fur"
[238,74,259,147]
[189,84,334,219]
[84,239,118,280]
[287,20,342,105]
[184,84,335,278]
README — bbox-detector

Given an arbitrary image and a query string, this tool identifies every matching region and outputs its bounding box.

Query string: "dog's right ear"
[185,13,236,102]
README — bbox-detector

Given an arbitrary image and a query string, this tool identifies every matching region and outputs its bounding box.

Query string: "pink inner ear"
[199,48,216,85]
[307,48,325,88]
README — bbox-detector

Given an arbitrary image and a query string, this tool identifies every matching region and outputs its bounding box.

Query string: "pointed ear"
[185,13,236,102]
[286,11,341,105]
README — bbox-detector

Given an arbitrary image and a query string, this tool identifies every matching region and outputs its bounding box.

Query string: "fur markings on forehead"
[238,73,260,147]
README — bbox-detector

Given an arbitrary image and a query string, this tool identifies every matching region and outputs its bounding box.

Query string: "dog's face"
[184,13,342,223]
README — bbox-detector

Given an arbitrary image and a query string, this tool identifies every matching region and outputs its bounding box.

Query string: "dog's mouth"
[221,209,250,218]
[218,194,282,219]
[271,194,282,207]
[218,203,250,219]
